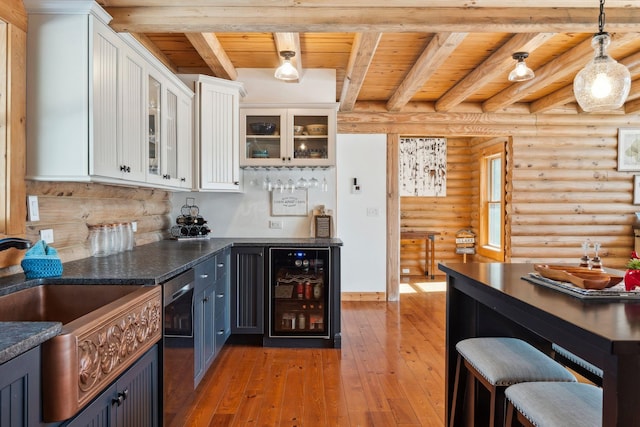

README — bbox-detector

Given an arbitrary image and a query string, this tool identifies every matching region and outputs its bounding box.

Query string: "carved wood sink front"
[0,284,162,421]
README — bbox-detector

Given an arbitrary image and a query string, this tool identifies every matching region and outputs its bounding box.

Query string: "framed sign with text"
[271,189,308,216]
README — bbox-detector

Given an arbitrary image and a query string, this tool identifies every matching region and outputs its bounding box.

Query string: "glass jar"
[89,225,109,257]
[115,223,126,253]
[106,223,118,255]
[123,222,134,251]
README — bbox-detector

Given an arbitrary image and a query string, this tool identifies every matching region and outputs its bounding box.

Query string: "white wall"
[237,69,336,104]
[171,169,336,238]
[336,134,387,294]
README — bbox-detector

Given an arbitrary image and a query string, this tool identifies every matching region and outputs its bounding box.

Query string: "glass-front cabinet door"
[240,109,286,167]
[288,109,335,167]
[147,74,161,179]
[240,106,336,167]
[164,89,179,181]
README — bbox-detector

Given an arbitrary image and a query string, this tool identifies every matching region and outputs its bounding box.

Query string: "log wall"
[338,106,640,272]
[0,181,172,277]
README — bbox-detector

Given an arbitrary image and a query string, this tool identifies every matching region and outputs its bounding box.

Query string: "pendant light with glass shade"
[573,0,631,112]
[275,50,299,81]
[508,52,535,82]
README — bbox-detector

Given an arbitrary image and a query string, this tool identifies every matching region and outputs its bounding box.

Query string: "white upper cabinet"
[25,0,194,190]
[180,74,245,192]
[239,105,337,168]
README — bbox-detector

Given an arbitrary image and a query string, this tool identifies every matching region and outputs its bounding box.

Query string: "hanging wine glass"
[263,175,272,191]
[297,176,308,189]
[309,176,319,188]
[276,178,284,193]
[287,178,295,193]
[321,177,328,192]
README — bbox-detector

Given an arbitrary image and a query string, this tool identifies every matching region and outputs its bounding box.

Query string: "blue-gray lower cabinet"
[231,247,264,334]
[0,346,41,427]
[62,344,158,427]
[193,248,231,388]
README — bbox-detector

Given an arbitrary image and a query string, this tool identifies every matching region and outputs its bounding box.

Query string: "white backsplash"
[170,168,337,238]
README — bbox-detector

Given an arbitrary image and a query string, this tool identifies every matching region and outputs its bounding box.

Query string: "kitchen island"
[440,262,640,427]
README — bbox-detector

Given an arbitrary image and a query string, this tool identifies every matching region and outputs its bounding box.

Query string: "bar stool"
[551,343,603,386]
[450,337,577,427]
[505,382,602,427]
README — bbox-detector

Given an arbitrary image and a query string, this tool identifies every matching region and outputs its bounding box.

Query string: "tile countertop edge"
[0,237,342,364]
[0,322,62,365]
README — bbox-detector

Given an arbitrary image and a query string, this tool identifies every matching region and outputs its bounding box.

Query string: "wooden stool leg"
[493,386,507,427]
[449,354,467,427]
[505,400,515,427]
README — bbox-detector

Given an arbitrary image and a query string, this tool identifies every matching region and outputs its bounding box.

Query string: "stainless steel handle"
[216,293,224,298]
[200,274,209,279]
[217,263,224,268]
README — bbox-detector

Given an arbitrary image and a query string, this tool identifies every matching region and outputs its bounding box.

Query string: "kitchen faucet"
[0,237,33,251]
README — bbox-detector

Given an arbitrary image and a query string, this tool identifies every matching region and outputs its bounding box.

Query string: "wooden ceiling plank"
[483,32,640,112]
[339,32,382,112]
[185,32,237,80]
[98,1,639,7]
[386,32,467,112]
[129,32,178,73]
[435,32,555,112]
[274,32,302,82]
[105,7,640,34]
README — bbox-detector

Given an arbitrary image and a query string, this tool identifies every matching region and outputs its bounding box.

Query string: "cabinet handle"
[217,263,224,268]
[203,296,209,302]
[217,330,224,335]
[233,181,239,185]
[200,274,209,279]
[119,165,130,173]
[163,174,171,179]
[217,293,224,298]
[111,389,128,406]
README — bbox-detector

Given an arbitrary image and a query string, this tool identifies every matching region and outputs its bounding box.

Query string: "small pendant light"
[573,0,631,112]
[508,52,535,82]
[274,50,299,81]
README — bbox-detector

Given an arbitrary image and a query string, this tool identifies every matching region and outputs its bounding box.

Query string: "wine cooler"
[268,247,331,339]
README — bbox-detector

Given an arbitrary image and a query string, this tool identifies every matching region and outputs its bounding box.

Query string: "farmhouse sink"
[0,284,162,422]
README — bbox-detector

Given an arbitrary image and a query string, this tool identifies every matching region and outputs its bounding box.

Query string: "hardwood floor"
[179,277,446,427]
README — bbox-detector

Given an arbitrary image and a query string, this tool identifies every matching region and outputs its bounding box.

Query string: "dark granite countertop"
[0,237,342,364]
[0,322,62,364]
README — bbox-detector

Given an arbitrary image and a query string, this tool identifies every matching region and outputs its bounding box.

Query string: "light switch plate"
[27,195,40,221]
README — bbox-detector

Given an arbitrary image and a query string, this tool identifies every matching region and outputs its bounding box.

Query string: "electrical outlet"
[40,229,54,244]
[131,221,138,232]
[269,220,283,229]
[366,207,379,217]
[27,195,40,221]
[402,268,410,274]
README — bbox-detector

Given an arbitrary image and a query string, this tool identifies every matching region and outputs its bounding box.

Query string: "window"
[478,144,505,261]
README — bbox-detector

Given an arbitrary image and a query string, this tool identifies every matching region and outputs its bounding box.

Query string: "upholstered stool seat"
[450,337,577,427]
[551,343,603,386]
[505,382,602,427]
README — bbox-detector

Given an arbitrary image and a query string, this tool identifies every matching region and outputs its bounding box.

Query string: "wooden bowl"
[533,264,622,290]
